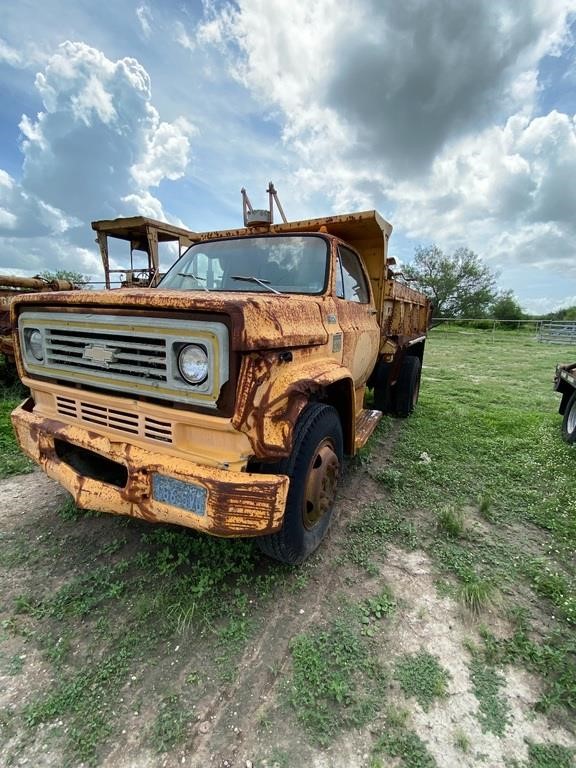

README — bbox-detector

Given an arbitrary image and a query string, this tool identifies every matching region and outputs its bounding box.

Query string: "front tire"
[256,404,343,564]
[562,390,576,443]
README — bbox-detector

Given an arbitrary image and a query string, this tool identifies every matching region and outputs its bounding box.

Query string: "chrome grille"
[56,396,173,443]
[45,329,167,381]
[18,311,230,409]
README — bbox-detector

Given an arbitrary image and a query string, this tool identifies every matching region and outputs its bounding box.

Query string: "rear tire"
[256,404,343,564]
[372,360,393,413]
[393,355,421,417]
[562,390,576,443]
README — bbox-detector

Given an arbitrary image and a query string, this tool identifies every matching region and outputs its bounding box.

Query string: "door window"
[335,246,370,303]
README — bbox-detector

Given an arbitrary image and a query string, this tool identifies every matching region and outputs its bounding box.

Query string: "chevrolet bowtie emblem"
[82,344,118,367]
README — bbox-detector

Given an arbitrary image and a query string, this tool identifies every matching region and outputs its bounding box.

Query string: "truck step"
[355,409,383,451]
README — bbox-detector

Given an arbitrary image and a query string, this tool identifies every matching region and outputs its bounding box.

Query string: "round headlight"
[178,344,208,385]
[29,329,44,361]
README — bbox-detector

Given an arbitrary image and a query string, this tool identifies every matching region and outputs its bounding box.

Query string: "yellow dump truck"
[11,210,430,563]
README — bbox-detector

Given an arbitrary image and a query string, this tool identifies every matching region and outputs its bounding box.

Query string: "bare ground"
[0,439,574,768]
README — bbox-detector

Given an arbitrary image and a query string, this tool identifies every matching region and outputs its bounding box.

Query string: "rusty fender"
[232,351,353,459]
[12,400,289,537]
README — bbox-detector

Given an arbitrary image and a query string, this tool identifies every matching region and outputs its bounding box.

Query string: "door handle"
[367,308,378,315]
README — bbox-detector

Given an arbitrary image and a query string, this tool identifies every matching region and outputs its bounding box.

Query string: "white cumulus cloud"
[0,41,195,273]
[197,0,576,292]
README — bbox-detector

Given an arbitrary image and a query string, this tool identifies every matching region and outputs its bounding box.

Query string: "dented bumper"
[12,399,288,537]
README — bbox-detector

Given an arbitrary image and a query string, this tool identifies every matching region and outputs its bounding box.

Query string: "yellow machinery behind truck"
[11,205,430,563]
[0,275,77,373]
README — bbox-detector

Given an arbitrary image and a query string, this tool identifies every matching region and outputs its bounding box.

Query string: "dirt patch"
[379,548,575,768]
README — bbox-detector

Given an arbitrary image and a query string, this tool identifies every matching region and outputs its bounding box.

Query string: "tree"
[39,270,90,288]
[403,245,497,317]
[491,291,525,321]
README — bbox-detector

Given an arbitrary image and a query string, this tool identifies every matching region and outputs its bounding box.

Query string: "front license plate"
[152,473,207,516]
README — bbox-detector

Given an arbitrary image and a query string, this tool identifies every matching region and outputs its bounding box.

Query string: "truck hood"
[11,289,329,351]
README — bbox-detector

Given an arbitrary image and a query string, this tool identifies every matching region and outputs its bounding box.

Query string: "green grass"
[458,578,497,614]
[0,383,32,477]
[2,330,576,763]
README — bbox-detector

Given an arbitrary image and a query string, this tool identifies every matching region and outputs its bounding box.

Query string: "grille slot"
[56,396,173,444]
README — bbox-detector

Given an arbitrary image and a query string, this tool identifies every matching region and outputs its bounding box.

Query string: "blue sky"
[0,0,575,313]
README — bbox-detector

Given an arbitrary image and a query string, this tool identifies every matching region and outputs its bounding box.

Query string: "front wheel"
[256,404,343,564]
[562,390,576,443]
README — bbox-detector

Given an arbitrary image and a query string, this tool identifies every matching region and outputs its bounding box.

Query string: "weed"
[478,495,495,522]
[57,496,92,522]
[479,612,576,716]
[345,503,417,572]
[288,619,386,745]
[468,652,510,736]
[436,505,464,538]
[185,670,200,686]
[41,632,72,668]
[524,742,575,768]
[360,587,396,637]
[24,631,138,763]
[267,747,291,767]
[394,651,450,711]
[7,654,24,675]
[215,615,252,681]
[374,467,403,490]
[453,728,470,753]
[458,579,496,614]
[148,694,188,753]
[522,559,576,626]
[373,726,437,768]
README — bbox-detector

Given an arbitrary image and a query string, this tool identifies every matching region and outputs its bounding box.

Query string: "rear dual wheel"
[372,355,422,417]
[257,404,343,565]
[394,355,422,417]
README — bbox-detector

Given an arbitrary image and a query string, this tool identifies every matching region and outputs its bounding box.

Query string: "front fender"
[232,351,353,459]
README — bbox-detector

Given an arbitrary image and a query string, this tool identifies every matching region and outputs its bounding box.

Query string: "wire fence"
[430,318,576,344]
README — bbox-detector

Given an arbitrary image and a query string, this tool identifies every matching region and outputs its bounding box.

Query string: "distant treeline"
[535,306,576,321]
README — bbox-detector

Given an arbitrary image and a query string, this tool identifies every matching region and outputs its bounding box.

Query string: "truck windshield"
[159,235,328,294]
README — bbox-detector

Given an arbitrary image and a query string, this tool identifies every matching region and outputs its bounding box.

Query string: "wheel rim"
[568,401,576,434]
[303,438,340,530]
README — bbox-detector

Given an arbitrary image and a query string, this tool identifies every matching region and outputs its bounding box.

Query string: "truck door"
[334,245,380,386]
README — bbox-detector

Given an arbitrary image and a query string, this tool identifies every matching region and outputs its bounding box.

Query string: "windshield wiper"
[177,273,209,292]
[230,275,282,294]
